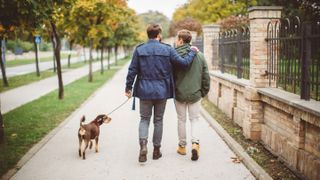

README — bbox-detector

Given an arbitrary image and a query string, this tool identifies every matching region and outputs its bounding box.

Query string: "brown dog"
[78,114,111,160]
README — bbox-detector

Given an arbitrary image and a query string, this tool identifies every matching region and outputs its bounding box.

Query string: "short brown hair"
[177,29,192,44]
[147,24,162,39]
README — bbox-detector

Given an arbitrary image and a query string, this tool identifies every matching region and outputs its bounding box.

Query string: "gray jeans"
[139,99,167,146]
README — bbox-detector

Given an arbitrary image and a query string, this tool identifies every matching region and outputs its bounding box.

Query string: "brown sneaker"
[191,143,200,161]
[177,145,186,155]
[153,145,162,160]
[139,139,148,162]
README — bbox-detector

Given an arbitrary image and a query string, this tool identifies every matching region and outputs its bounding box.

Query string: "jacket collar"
[175,43,191,55]
[148,39,160,43]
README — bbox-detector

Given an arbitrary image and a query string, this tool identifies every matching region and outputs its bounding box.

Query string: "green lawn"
[0,56,130,177]
[5,53,70,67]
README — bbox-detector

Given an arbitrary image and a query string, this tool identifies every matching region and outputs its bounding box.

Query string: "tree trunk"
[107,47,111,70]
[115,45,118,66]
[0,98,4,144]
[34,40,40,76]
[83,47,87,63]
[50,21,64,99]
[68,41,73,68]
[88,39,93,82]
[0,38,9,87]
[51,35,56,73]
[100,46,104,74]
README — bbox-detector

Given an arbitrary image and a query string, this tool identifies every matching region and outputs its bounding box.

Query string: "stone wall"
[204,6,320,180]
[208,72,320,180]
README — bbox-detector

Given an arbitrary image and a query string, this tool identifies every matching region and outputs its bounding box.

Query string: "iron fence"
[218,26,250,79]
[192,37,204,53]
[266,17,320,101]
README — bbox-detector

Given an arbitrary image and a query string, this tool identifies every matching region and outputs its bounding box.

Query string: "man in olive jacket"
[125,24,199,163]
[173,29,210,161]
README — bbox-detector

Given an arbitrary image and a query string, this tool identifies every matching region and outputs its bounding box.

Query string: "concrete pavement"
[1,54,124,114]
[4,52,94,78]
[9,63,255,180]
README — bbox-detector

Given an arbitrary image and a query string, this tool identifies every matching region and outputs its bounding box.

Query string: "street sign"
[35,36,41,44]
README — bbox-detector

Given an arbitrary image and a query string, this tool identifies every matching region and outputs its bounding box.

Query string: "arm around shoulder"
[170,47,197,67]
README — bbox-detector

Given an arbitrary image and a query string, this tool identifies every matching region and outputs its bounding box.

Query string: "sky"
[127,0,188,19]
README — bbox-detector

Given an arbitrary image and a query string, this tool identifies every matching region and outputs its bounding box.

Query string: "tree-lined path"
[3,52,90,78]
[1,54,123,114]
[9,63,254,180]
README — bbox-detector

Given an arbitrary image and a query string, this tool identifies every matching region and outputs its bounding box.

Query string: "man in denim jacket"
[125,24,199,163]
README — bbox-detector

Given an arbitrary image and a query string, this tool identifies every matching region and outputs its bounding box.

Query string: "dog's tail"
[80,116,85,126]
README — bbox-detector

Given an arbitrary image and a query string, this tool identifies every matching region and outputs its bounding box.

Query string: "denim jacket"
[125,39,197,100]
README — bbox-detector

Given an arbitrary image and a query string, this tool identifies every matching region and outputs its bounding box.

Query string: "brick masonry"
[203,6,320,180]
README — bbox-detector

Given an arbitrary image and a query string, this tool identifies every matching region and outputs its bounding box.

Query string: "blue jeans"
[139,99,167,146]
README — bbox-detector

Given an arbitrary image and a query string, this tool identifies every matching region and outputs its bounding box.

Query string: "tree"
[169,17,202,37]
[256,0,320,20]
[1,0,74,99]
[0,96,4,144]
[0,0,19,87]
[138,11,171,39]
[173,0,257,24]
[70,0,115,81]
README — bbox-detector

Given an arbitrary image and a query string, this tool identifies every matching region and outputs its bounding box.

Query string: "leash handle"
[106,98,130,116]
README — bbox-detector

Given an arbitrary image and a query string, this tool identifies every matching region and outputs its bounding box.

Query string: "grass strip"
[201,97,300,180]
[6,53,69,67]
[0,56,130,177]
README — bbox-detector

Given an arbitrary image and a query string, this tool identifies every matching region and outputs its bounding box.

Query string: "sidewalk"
[4,52,93,78]
[9,63,254,180]
[1,54,124,114]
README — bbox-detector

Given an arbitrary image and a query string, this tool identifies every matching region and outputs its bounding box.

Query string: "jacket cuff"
[125,87,132,92]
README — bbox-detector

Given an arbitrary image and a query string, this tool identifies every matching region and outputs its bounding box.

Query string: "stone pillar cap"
[202,24,220,29]
[248,6,283,12]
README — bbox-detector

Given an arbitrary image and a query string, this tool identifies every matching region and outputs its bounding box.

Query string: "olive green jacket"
[173,44,210,103]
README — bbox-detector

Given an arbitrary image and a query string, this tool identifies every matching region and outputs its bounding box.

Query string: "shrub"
[6,39,34,53]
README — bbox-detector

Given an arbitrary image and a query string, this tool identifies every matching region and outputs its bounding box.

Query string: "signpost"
[35,35,41,63]
[34,35,41,76]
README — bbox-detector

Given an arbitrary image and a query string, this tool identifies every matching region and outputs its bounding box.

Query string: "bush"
[6,39,34,53]
[39,42,52,51]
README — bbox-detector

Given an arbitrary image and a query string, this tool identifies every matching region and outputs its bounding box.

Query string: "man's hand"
[190,46,199,53]
[125,90,132,98]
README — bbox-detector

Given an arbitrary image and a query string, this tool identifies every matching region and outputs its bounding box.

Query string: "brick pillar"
[202,24,220,70]
[243,6,282,140]
[249,6,282,88]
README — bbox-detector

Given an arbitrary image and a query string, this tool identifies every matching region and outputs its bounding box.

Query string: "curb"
[1,60,129,180]
[200,107,273,180]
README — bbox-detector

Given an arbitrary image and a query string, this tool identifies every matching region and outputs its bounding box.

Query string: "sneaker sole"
[177,151,186,155]
[191,149,199,161]
[139,155,147,162]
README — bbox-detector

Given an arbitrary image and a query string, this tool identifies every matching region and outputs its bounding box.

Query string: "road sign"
[35,36,41,44]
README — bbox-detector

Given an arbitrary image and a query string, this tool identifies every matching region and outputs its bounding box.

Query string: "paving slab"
[1,54,124,114]
[9,63,255,180]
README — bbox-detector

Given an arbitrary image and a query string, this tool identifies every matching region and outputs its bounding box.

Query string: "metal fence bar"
[217,26,250,79]
[266,17,320,101]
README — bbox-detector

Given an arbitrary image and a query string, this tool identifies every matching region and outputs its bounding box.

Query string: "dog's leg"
[95,137,99,153]
[78,137,82,157]
[89,140,93,150]
[83,140,89,160]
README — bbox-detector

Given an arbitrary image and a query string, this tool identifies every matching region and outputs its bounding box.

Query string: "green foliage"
[173,0,257,24]
[256,0,320,20]
[138,11,171,38]
[6,40,34,53]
